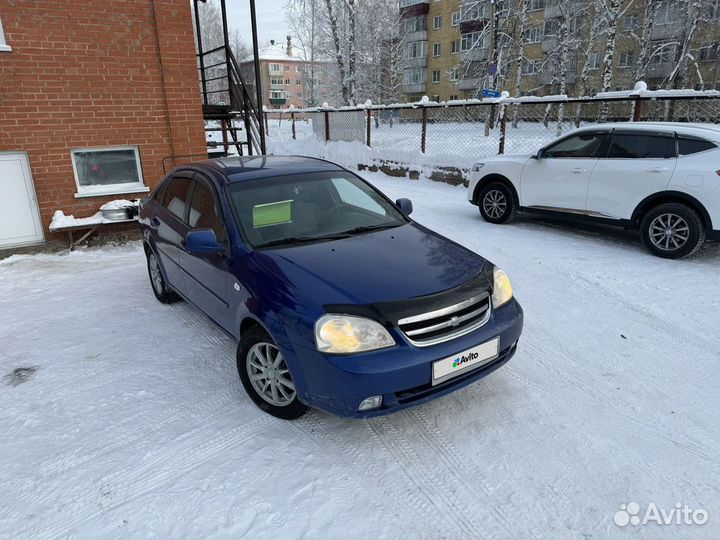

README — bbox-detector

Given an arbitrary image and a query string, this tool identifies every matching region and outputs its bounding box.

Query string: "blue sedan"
[139,156,523,419]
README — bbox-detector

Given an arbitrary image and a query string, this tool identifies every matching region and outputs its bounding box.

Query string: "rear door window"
[677,136,717,156]
[162,176,193,222]
[607,133,676,159]
[543,133,608,158]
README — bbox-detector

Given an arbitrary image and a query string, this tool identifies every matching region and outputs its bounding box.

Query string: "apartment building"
[399,0,720,102]
[238,37,336,109]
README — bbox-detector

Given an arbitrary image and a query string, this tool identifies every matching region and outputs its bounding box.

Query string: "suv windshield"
[227,172,408,248]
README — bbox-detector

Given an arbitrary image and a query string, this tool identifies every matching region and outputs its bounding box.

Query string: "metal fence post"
[421,107,428,154]
[632,97,643,121]
[366,109,372,147]
[264,112,269,136]
[498,104,507,155]
[324,110,330,142]
[291,112,296,140]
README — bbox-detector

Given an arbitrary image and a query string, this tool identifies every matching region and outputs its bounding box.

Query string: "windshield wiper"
[339,223,403,236]
[256,232,352,249]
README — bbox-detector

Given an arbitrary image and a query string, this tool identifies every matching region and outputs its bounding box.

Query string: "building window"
[296,79,302,85]
[403,69,426,85]
[700,43,718,61]
[529,0,544,11]
[588,51,600,70]
[296,65,302,73]
[0,17,10,52]
[623,14,638,30]
[270,90,286,99]
[523,26,542,43]
[649,41,679,65]
[449,67,459,81]
[433,43,441,57]
[270,76,284,86]
[433,15,442,29]
[408,40,427,59]
[451,40,460,54]
[285,79,291,85]
[269,63,282,72]
[461,32,484,52]
[449,94,459,101]
[521,58,537,75]
[71,146,146,197]
[619,50,635,67]
[404,15,427,33]
[432,70,441,83]
[451,11,461,26]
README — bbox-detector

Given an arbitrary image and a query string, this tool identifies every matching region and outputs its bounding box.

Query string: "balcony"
[542,35,558,52]
[651,23,677,40]
[400,0,429,17]
[402,82,427,94]
[460,19,487,33]
[538,68,576,85]
[646,62,674,79]
[458,77,481,91]
[403,30,428,42]
[461,47,489,62]
[406,56,428,68]
[268,66,284,75]
[269,83,285,90]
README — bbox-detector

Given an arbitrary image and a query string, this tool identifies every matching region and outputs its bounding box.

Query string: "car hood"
[253,223,487,306]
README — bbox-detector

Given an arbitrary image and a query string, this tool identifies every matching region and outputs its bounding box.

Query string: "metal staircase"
[193,0,266,157]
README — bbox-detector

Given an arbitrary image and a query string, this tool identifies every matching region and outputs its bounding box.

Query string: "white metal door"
[0,153,44,248]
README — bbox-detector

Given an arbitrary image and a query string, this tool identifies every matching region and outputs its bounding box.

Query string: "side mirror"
[185,229,223,254]
[534,149,544,160]
[396,198,413,216]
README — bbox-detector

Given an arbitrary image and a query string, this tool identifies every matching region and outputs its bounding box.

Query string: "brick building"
[0,0,207,249]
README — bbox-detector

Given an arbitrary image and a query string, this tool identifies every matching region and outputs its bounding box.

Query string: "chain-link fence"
[266,96,720,167]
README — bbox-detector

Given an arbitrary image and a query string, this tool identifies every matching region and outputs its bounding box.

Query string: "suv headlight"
[315,314,395,354]
[492,268,513,308]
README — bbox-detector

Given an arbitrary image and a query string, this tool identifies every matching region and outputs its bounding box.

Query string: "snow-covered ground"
[1,172,719,539]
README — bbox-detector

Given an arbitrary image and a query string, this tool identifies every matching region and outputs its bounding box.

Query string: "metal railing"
[265,94,720,167]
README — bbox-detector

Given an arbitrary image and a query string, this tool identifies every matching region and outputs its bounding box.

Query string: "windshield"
[227,172,408,248]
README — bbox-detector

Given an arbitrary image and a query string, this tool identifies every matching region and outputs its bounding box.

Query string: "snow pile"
[49,210,104,230]
[99,199,137,211]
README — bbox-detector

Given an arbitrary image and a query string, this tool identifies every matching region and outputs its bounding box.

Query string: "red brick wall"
[0,0,206,240]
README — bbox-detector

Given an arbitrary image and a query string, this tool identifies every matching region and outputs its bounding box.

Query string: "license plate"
[432,337,500,386]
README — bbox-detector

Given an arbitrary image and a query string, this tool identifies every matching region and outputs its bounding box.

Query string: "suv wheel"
[479,182,517,224]
[237,327,308,420]
[147,251,179,303]
[640,203,706,259]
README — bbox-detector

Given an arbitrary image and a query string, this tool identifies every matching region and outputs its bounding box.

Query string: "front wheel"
[478,182,517,224]
[640,203,705,259]
[237,327,308,420]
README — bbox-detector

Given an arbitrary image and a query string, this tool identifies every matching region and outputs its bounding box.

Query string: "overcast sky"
[225,0,293,48]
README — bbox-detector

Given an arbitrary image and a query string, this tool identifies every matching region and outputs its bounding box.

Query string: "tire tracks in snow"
[38,414,275,540]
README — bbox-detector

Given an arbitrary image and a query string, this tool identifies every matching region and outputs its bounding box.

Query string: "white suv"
[467,122,720,258]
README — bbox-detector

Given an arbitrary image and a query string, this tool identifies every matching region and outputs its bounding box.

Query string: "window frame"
[541,131,610,159]
[605,130,677,160]
[0,17,10,52]
[70,145,148,198]
[433,15,442,30]
[160,173,195,224]
[188,173,227,241]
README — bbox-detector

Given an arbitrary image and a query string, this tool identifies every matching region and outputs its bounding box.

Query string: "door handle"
[648,167,669,173]
[573,167,587,173]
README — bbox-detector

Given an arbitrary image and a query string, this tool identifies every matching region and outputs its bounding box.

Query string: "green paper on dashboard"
[253,200,293,228]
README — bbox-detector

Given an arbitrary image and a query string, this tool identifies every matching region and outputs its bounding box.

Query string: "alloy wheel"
[483,190,507,219]
[149,253,163,293]
[246,342,296,407]
[648,213,690,251]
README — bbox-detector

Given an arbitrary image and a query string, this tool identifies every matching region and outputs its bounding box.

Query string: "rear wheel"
[147,251,179,303]
[640,203,705,259]
[237,327,307,420]
[478,182,517,224]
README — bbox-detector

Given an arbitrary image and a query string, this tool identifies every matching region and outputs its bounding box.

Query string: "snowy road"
[1,172,719,539]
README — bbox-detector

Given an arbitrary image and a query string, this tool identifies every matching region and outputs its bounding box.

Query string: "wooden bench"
[49,216,138,251]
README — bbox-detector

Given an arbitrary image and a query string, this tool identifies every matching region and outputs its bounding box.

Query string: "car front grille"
[397,292,491,347]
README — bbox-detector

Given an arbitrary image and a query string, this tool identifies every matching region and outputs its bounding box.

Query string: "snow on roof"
[240,43,306,63]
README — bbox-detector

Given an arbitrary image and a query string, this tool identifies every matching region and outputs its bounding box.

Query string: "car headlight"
[315,314,395,354]
[472,163,485,172]
[492,268,513,308]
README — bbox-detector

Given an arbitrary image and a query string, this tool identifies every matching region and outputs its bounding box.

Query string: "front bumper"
[281,298,524,418]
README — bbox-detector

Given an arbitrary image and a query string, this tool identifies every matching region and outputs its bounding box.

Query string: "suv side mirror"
[185,229,223,254]
[396,198,413,216]
[534,149,544,159]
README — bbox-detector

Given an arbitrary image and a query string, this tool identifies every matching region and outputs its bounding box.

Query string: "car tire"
[640,203,706,259]
[478,182,517,224]
[237,327,308,420]
[147,250,179,304]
